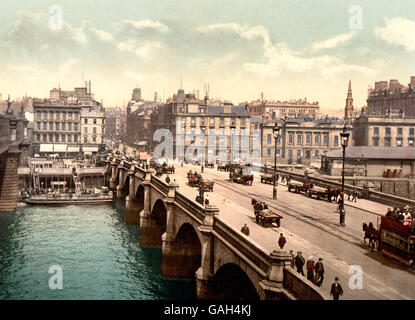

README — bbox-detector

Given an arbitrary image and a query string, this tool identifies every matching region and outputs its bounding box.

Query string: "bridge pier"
[139,169,162,247]
[0,150,22,212]
[195,205,219,299]
[109,160,117,190]
[116,165,126,199]
[125,172,139,224]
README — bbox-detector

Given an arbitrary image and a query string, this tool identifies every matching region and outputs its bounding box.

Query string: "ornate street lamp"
[273,124,280,200]
[339,124,350,226]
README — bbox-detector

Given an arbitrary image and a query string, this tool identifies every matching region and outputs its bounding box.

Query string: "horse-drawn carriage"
[260,173,278,184]
[251,199,282,227]
[217,162,230,172]
[163,165,175,174]
[187,171,214,191]
[287,181,313,193]
[229,164,254,186]
[205,161,215,169]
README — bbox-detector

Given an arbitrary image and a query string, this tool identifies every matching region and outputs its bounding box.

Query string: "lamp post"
[339,124,350,226]
[273,124,280,200]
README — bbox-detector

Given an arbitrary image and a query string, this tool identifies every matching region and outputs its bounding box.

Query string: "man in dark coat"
[294,251,305,276]
[330,277,344,300]
[314,258,325,287]
[241,224,250,236]
[278,233,286,249]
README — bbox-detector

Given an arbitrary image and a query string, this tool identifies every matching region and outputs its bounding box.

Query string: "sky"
[0,0,414,111]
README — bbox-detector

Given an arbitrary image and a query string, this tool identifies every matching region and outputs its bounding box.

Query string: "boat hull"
[24,198,113,206]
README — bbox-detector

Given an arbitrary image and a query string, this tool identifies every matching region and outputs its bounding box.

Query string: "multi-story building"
[80,107,106,154]
[366,76,415,118]
[249,98,320,119]
[32,84,105,155]
[33,102,82,155]
[155,89,252,162]
[352,76,415,148]
[261,116,347,165]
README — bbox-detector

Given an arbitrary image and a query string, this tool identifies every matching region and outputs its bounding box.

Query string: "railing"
[175,191,205,222]
[150,175,169,195]
[368,190,415,207]
[213,218,271,276]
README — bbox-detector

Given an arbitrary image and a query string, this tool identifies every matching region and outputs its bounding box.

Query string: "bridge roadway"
[164,163,415,300]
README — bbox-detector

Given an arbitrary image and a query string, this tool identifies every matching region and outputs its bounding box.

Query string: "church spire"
[345,80,354,121]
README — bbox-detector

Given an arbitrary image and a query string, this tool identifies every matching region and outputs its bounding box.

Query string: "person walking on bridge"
[330,277,344,300]
[294,251,305,276]
[241,224,250,236]
[314,258,325,287]
[278,233,286,249]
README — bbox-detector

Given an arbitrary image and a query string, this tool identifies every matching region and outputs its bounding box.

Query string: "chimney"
[89,81,91,95]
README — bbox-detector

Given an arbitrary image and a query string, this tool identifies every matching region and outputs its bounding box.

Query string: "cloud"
[311,31,356,52]
[117,39,165,59]
[375,17,415,51]
[123,19,169,33]
[197,23,374,78]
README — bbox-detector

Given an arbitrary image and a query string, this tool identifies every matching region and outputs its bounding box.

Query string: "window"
[49,134,53,142]
[84,118,88,124]
[314,150,319,157]
[385,127,391,135]
[74,112,78,120]
[209,118,215,125]
[49,111,54,120]
[231,118,235,126]
[93,119,97,124]
[55,134,59,142]
[43,134,47,142]
[397,128,403,136]
[68,123,72,131]
[74,134,78,143]
[74,123,78,131]
[288,149,293,159]
[93,136,96,143]
[373,127,379,135]
[37,122,41,130]
[296,150,302,157]
[334,135,339,146]
[191,117,196,126]
[62,123,66,131]
[267,134,272,144]
[373,137,379,146]
[410,128,414,136]
[56,112,60,120]
[397,138,403,147]
[384,138,391,147]
[84,127,88,134]
[36,134,40,142]
[61,134,65,142]
[409,138,414,147]
[201,118,205,126]
[305,150,311,158]
[323,134,329,145]
[306,134,311,145]
[267,148,271,156]
[49,122,53,130]
[289,134,294,145]
[230,128,235,135]
[315,135,320,145]
[220,118,224,126]
[68,112,72,120]
[56,123,59,131]
[36,112,41,120]
[62,112,66,120]
[43,111,47,119]
[68,135,72,143]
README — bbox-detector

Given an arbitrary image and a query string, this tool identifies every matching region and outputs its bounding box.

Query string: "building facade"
[366,76,415,118]
[249,98,320,119]
[80,107,106,154]
[261,117,347,165]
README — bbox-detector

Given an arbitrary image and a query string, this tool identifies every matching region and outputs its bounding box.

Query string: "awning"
[67,146,80,152]
[83,146,98,152]
[139,152,148,160]
[40,144,54,152]
[53,144,67,152]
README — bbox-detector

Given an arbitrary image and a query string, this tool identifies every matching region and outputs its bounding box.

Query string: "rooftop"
[324,146,415,160]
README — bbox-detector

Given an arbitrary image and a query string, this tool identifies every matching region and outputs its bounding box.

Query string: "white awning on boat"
[53,144,67,152]
[40,144,53,152]
[83,146,98,152]
[67,146,80,152]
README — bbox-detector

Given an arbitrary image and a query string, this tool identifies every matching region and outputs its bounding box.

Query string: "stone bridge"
[0,108,29,212]
[106,155,324,300]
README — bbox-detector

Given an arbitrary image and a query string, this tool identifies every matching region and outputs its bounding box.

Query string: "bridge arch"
[209,263,260,300]
[149,199,167,247]
[122,175,131,197]
[135,184,145,210]
[163,222,202,278]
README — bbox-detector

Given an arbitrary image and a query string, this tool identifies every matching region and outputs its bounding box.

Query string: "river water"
[0,201,195,300]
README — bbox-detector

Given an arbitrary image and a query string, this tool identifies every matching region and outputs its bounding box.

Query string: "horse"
[242,175,254,186]
[363,222,379,251]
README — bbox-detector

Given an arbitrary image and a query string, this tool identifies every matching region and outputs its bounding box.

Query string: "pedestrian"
[289,250,295,269]
[278,233,286,249]
[165,175,171,184]
[241,224,250,236]
[201,165,204,173]
[204,194,209,205]
[294,251,305,276]
[352,190,358,202]
[314,258,325,287]
[330,277,344,300]
[386,208,392,217]
[306,256,315,282]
